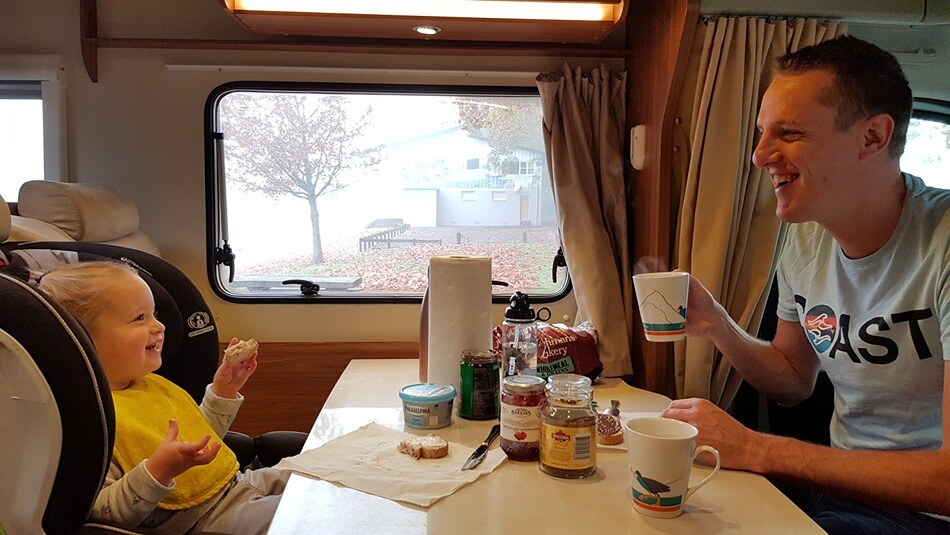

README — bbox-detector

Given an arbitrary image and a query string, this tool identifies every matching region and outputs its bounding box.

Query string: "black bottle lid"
[505,291,536,321]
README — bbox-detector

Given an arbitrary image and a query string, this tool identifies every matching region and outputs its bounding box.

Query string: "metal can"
[458,349,500,420]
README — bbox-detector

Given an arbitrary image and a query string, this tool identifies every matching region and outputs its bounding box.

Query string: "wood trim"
[625,0,698,396]
[225,341,419,437]
[80,0,98,83]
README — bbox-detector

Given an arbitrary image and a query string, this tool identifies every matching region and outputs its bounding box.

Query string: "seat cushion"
[0,194,10,242]
[8,215,75,243]
[18,181,140,242]
[102,229,161,257]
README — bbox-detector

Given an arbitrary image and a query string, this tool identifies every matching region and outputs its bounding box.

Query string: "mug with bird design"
[625,417,720,518]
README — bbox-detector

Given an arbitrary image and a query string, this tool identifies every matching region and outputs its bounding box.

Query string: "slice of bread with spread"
[596,413,624,445]
[224,338,258,364]
[398,435,449,459]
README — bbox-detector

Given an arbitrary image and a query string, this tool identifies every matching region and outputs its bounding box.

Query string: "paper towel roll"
[426,256,493,391]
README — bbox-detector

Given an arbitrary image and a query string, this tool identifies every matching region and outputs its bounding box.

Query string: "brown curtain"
[536,64,632,376]
[673,18,846,405]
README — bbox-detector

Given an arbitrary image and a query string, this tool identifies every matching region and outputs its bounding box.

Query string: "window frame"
[911,97,950,123]
[0,55,67,189]
[204,81,571,304]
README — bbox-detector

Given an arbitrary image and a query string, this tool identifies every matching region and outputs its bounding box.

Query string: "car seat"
[0,270,116,534]
[0,242,307,533]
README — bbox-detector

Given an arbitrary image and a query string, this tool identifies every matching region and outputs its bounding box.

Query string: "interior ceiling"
[849,23,950,102]
[96,0,949,102]
[697,0,950,103]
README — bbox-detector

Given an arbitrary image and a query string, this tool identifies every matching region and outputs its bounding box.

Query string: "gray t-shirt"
[777,173,949,451]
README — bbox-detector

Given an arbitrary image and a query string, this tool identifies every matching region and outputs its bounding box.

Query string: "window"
[0,83,43,200]
[0,55,66,201]
[519,160,540,176]
[207,83,567,302]
[901,101,950,190]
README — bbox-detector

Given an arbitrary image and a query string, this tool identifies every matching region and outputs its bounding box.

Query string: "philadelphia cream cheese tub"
[399,383,455,429]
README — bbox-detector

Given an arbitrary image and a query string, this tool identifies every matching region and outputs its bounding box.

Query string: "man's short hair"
[777,35,912,159]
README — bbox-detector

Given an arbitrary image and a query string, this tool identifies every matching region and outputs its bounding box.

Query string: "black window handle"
[283,279,320,296]
[215,242,236,283]
[552,247,567,283]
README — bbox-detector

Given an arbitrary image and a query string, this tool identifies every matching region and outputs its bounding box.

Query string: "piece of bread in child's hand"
[397,435,449,459]
[224,338,258,364]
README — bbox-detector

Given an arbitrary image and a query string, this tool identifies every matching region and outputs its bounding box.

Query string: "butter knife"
[461,424,501,470]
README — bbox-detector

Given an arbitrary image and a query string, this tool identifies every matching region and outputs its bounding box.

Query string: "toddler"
[39,261,289,534]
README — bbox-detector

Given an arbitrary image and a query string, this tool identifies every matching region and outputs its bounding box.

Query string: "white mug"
[625,417,720,518]
[632,272,689,342]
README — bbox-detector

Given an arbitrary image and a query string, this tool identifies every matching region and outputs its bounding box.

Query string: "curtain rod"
[165,64,543,80]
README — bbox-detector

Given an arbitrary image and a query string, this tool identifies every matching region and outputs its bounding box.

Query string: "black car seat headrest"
[2,242,219,402]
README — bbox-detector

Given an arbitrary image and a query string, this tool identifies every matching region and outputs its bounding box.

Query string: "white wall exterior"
[401,189,437,227]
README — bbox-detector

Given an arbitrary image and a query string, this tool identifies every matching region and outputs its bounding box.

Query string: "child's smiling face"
[89,271,165,390]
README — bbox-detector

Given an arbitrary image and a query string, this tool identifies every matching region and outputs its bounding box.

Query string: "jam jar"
[539,374,597,479]
[500,375,546,461]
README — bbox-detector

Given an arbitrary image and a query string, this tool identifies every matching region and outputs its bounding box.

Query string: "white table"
[268,359,822,534]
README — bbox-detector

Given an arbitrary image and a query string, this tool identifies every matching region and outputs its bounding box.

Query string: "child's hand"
[145,419,221,486]
[211,337,258,399]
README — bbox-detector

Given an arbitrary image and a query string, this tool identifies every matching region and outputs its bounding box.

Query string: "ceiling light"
[222,0,626,44]
[412,26,442,35]
[232,0,617,22]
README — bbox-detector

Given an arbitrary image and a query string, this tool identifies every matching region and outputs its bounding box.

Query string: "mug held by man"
[632,272,689,342]
[625,417,720,519]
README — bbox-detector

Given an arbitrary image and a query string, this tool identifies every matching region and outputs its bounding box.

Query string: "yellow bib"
[111,374,239,510]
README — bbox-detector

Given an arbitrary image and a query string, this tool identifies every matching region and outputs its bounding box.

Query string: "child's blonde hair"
[38,261,140,331]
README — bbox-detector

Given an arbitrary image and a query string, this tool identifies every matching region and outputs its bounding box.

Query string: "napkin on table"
[274,422,506,507]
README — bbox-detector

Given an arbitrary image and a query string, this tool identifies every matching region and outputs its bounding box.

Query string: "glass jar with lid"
[539,373,597,479]
[500,375,546,461]
[459,349,500,420]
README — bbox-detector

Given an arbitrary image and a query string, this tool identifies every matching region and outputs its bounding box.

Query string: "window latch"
[283,279,320,297]
[551,246,567,283]
[215,242,236,283]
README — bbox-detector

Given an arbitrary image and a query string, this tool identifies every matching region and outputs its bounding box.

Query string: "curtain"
[673,18,846,405]
[536,64,633,377]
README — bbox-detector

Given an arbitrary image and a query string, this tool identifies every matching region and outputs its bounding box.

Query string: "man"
[663,36,949,533]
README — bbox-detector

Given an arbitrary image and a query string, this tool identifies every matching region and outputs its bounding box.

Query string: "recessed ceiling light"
[412,26,441,35]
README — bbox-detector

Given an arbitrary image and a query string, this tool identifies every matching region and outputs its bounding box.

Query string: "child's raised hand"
[211,337,259,399]
[145,419,221,486]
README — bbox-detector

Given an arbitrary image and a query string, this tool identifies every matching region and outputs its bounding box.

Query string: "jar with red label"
[500,375,546,461]
[539,374,596,479]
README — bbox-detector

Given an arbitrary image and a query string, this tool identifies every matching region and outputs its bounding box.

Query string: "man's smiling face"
[752,69,867,224]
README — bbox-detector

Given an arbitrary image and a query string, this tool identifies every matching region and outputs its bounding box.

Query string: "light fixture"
[412,26,442,35]
[231,0,616,21]
[221,0,626,44]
